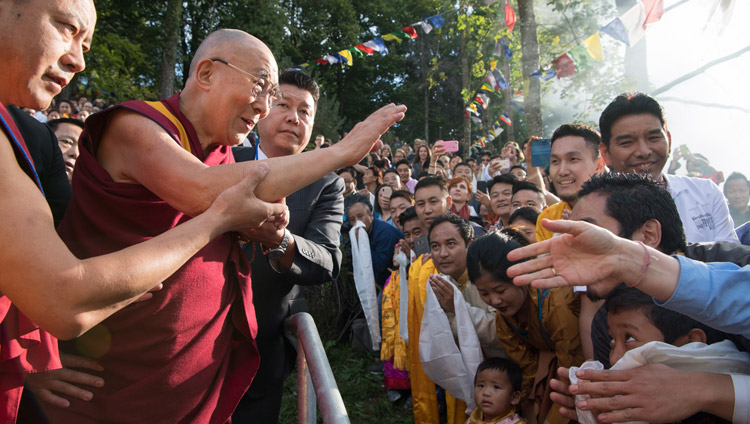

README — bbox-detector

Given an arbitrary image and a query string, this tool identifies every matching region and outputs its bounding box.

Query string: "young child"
[468,358,526,424]
[605,285,744,424]
[606,284,729,367]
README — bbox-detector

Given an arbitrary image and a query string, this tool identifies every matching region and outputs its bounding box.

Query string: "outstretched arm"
[1,135,284,339]
[506,219,680,302]
[98,104,406,216]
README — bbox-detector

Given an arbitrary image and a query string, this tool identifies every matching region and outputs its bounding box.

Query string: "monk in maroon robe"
[37,29,406,423]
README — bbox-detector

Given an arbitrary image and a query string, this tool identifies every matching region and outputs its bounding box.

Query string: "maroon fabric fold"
[51,93,258,423]
[0,102,61,424]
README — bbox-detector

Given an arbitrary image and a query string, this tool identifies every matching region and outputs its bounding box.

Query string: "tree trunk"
[460,15,471,151]
[517,0,543,137]
[158,0,183,99]
[419,35,430,141]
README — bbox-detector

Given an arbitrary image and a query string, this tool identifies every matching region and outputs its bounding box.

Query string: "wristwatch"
[266,229,291,260]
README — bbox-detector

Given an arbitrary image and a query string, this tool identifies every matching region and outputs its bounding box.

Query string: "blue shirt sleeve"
[656,255,750,339]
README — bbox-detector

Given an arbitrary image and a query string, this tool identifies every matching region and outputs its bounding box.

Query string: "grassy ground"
[279,343,414,424]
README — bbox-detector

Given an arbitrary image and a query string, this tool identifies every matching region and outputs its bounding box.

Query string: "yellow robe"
[381,269,408,370]
[535,201,570,242]
[495,287,582,424]
[407,256,468,424]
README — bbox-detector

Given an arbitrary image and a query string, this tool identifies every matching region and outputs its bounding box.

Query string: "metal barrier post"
[286,312,350,424]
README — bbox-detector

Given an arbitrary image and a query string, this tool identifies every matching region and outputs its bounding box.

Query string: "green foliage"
[279,344,414,424]
[74,0,634,147]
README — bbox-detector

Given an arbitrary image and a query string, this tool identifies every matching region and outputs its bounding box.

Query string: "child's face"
[474,368,521,418]
[608,308,665,365]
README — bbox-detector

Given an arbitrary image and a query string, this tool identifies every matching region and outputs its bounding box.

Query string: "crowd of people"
[2,1,750,424]
[338,101,750,423]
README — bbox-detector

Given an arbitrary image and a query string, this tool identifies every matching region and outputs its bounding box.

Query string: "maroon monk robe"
[51,93,258,424]
[0,102,61,424]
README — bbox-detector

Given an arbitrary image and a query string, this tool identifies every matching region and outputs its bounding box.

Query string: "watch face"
[267,250,283,260]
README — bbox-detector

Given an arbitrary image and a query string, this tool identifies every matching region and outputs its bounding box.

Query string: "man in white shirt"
[598,93,737,243]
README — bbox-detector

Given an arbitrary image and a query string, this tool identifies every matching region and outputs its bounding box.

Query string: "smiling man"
[599,93,737,243]
[488,174,517,228]
[535,124,605,242]
[49,28,405,423]
[231,70,345,422]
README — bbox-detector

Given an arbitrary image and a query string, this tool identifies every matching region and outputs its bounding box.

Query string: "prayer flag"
[413,20,433,34]
[476,92,490,109]
[470,116,482,124]
[485,72,498,91]
[552,52,575,78]
[600,2,646,47]
[582,33,603,61]
[334,52,350,65]
[499,112,512,126]
[314,58,328,65]
[323,54,339,64]
[425,15,445,29]
[486,132,496,141]
[509,101,524,113]
[492,39,512,58]
[569,45,594,70]
[355,43,375,55]
[642,0,664,28]
[349,47,364,58]
[481,82,495,92]
[364,38,388,55]
[505,1,516,31]
[382,33,403,43]
[493,69,509,89]
[401,26,418,38]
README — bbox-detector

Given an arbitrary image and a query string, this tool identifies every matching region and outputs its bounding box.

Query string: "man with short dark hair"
[536,123,605,242]
[511,180,545,212]
[389,190,414,230]
[599,92,737,243]
[395,159,418,193]
[383,168,403,191]
[231,70,345,422]
[47,117,84,183]
[569,172,750,366]
[348,200,403,286]
[724,172,750,227]
[487,174,517,227]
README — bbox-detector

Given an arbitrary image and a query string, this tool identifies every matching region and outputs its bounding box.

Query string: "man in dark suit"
[232,70,344,423]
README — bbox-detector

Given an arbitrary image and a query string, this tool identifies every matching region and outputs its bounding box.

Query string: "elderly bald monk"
[39,29,406,423]
[0,1,292,423]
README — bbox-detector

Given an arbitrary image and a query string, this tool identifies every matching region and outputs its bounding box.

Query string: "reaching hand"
[25,353,105,408]
[570,364,731,422]
[337,104,407,165]
[506,219,622,290]
[549,367,579,420]
[428,274,455,314]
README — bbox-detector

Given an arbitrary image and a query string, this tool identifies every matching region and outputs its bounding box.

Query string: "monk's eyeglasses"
[210,58,280,105]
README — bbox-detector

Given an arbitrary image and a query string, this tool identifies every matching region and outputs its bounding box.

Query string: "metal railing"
[285,312,350,424]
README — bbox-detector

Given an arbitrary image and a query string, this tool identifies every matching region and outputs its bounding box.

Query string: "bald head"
[188,29,273,78]
[180,29,279,149]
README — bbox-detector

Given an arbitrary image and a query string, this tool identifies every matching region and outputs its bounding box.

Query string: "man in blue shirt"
[348,199,403,287]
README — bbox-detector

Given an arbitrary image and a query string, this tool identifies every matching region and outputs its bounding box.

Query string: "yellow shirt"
[535,201,571,242]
